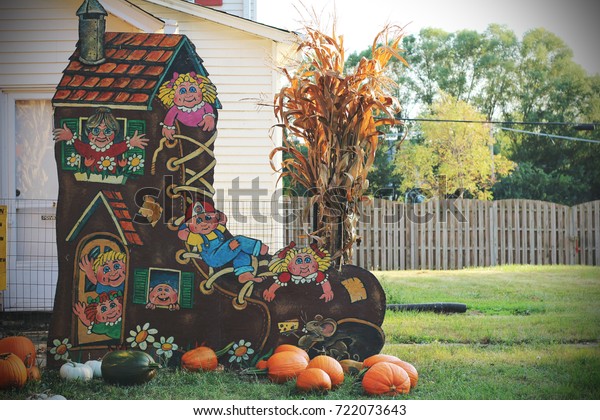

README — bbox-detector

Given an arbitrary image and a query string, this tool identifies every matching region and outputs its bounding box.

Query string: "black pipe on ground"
[386,303,467,314]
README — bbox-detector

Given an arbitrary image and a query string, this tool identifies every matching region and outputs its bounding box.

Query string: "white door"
[1,95,59,311]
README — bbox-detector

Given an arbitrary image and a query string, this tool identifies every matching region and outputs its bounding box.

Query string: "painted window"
[73,233,128,345]
[133,267,195,310]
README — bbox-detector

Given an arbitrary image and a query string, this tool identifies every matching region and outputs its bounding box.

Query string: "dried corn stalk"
[270,23,407,266]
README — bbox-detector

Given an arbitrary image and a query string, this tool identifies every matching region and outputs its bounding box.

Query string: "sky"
[255,0,600,75]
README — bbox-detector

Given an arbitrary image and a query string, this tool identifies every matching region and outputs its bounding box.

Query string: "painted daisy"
[49,338,72,361]
[228,339,254,364]
[66,153,80,167]
[153,336,178,359]
[127,154,145,172]
[98,156,115,171]
[126,322,157,351]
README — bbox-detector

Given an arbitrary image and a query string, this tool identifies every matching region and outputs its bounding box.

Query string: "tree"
[349,25,600,204]
[395,93,515,200]
[392,25,520,115]
[270,24,406,266]
[366,133,404,199]
[501,28,600,204]
[473,24,520,119]
[398,28,453,107]
[280,138,309,197]
[492,162,587,205]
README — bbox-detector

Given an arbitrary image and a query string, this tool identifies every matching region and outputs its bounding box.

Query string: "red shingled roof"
[52,32,201,110]
[102,190,144,246]
[66,190,144,246]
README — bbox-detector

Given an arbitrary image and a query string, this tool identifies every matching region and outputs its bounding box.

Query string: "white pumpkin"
[85,359,103,378]
[60,361,93,381]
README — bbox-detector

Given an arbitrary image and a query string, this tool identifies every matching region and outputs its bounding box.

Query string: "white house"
[0,0,297,310]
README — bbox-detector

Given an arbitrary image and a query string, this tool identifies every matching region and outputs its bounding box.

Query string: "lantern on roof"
[77,0,107,65]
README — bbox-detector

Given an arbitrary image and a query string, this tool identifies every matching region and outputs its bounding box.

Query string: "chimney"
[76,0,107,65]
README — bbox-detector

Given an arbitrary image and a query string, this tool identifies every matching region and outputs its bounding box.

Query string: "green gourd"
[101,350,160,385]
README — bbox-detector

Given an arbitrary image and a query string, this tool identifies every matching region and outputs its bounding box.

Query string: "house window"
[15,100,57,200]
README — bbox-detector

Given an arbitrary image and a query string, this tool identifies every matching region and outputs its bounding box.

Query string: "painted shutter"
[180,271,194,309]
[123,119,146,176]
[60,118,80,172]
[132,268,149,305]
[126,119,145,138]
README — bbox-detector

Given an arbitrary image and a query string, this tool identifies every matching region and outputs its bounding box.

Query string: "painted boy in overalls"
[177,201,269,284]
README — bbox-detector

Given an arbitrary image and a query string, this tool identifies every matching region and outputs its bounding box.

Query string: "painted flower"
[228,339,254,364]
[127,154,145,172]
[153,336,178,359]
[98,156,115,172]
[126,322,157,351]
[66,153,80,167]
[49,338,72,361]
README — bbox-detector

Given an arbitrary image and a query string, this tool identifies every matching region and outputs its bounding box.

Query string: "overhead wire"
[399,117,599,144]
[498,127,600,144]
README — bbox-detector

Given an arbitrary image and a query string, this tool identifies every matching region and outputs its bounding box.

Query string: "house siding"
[0,0,291,196]
[189,0,254,20]
[0,0,140,87]
[0,0,293,252]
[128,1,286,200]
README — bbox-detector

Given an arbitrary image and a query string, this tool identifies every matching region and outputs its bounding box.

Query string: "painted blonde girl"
[78,249,127,294]
[263,242,334,302]
[158,71,218,140]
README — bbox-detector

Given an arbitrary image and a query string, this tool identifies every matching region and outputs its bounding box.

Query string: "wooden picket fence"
[283,198,600,270]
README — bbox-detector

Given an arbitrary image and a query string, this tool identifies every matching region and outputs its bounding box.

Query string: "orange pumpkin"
[255,359,268,370]
[390,359,418,388]
[27,365,42,382]
[0,353,28,390]
[296,368,332,393]
[181,346,218,372]
[267,350,308,383]
[273,344,310,362]
[307,355,344,388]
[362,362,411,396]
[362,353,401,368]
[0,336,36,368]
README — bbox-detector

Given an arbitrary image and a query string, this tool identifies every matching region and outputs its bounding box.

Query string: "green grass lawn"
[2,265,599,400]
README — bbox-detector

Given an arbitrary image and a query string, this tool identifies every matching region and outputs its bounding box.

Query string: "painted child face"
[95,298,122,323]
[148,284,179,306]
[187,212,220,235]
[97,259,126,287]
[288,252,319,277]
[173,81,203,108]
[87,121,115,148]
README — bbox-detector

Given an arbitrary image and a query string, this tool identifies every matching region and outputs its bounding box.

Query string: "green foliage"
[366,134,404,199]
[506,29,600,204]
[281,138,309,197]
[394,93,515,199]
[349,25,600,204]
[492,162,587,205]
